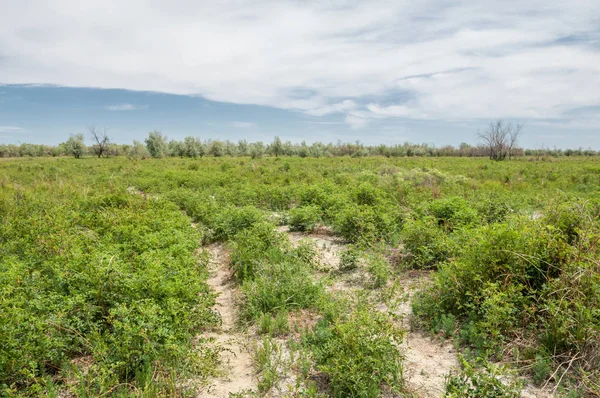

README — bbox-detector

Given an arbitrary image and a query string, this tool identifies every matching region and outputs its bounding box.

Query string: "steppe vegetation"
[1,153,599,397]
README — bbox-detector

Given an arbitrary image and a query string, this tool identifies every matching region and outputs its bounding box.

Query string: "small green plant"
[339,246,360,271]
[304,305,405,398]
[367,255,391,288]
[531,353,551,385]
[258,311,290,336]
[428,196,479,231]
[256,336,283,393]
[401,217,452,269]
[241,261,323,320]
[444,356,522,398]
[289,205,322,232]
[333,204,399,245]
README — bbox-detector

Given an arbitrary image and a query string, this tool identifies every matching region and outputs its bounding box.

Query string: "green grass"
[1,155,599,396]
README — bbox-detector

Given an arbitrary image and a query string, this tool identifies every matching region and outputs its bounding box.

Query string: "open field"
[1,156,599,397]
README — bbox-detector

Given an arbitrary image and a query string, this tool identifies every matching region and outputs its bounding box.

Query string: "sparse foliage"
[269,136,283,157]
[478,120,522,161]
[89,125,111,158]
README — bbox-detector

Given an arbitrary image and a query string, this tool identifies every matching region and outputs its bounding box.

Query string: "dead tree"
[89,126,110,158]
[478,120,522,161]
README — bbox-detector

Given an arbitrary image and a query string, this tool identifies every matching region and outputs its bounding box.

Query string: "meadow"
[1,155,599,397]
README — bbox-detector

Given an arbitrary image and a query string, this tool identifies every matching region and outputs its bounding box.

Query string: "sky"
[0,0,599,148]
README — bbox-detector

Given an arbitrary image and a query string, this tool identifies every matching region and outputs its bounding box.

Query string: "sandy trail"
[389,272,459,398]
[197,227,552,398]
[197,244,256,398]
[284,228,460,397]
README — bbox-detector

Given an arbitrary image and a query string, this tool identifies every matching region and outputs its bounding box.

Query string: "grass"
[1,155,599,396]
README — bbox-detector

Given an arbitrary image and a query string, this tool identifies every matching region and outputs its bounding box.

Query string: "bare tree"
[89,125,110,158]
[478,120,522,161]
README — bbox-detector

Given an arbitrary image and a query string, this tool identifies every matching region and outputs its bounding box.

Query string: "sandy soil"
[197,244,256,398]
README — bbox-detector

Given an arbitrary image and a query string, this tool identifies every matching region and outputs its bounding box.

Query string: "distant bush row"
[1,132,599,158]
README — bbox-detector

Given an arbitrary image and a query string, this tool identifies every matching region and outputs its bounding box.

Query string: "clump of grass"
[288,205,322,232]
[444,356,522,398]
[304,304,405,398]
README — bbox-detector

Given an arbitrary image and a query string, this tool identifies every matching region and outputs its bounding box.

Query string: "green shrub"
[401,217,453,269]
[339,246,361,271]
[333,204,399,245]
[351,182,381,206]
[241,261,323,320]
[288,205,322,232]
[444,356,522,398]
[368,255,391,288]
[428,196,479,231]
[305,307,405,397]
[212,205,265,241]
[0,190,217,395]
[229,222,286,282]
[475,194,513,224]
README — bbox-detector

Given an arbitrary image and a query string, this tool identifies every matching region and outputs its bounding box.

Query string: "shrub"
[428,196,479,231]
[229,222,286,282]
[288,205,321,232]
[351,182,381,206]
[333,204,399,245]
[475,194,513,224]
[339,246,360,271]
[444,356,522,398]
[0,190,217,394]
[305,306,405,398]
[212,206,265,241]
[401,217,453,269]
[367,255,391,288]
[241,261,323,320]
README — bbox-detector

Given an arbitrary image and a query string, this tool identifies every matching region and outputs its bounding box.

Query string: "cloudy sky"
[0,0,599,147]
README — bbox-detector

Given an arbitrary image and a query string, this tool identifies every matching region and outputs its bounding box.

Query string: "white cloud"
[305,100,357,116]
[105,103,147,111]
[230,121,256,128]
[345,115,368,130]
[0,1,598,125]
[0,126,25,133]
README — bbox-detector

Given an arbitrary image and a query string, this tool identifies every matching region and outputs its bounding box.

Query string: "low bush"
[333,204,400,245]
[304,305,405,398]
[288,205,322,232]
[241,261,323,320]
[229,222,286,282]
[444,356,522,398]
[0,188,217,395]
[212,205,266,241]
[401,217,454,269]
[339,246,361,271]
[428,196,479,231]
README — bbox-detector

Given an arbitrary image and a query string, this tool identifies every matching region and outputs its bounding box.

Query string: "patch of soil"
[197,244,256,398]
[391,271,460,398]
[278,225,345,270]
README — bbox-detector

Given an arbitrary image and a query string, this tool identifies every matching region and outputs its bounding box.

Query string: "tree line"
[1,122,598,160]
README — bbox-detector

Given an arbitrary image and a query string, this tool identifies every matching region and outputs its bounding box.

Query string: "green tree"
[208,140,225,157]
[270,136,283,157]
[128,140,149,159]
[145,131,168,158]
[168,139,185,157]
[183,136,204,158]
[63,133,86,158]
[237,139,249,156]
[249,142,266,159]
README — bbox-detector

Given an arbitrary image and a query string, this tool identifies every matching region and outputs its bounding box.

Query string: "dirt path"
[195,227,550,398]
[283,228,460,397]
[197,244,256,398]
[390,273,459,398]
